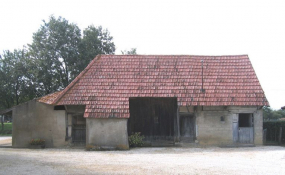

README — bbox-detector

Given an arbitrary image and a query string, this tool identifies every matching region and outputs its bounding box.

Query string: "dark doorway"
[179,114,195,142]
[72,115,86,143]
[233,113,254,144]
[128,97,177,144]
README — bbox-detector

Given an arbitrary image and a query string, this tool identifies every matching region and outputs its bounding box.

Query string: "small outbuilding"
[6,55,269,149]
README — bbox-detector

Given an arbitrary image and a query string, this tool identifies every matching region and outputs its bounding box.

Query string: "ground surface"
[0,145,284,175]
[0,136,12,147]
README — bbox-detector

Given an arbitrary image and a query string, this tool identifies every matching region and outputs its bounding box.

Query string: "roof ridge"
[101,54,249,57]
[52,54,102,104]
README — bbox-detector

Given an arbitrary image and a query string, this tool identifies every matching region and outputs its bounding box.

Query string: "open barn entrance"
[128,97,177,146]
[63,105,86,146]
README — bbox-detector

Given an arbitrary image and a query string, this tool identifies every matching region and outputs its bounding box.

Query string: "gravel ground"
[0,136,12,147]
[0,146,285,175]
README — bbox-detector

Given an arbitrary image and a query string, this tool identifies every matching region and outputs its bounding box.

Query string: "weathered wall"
[253,109,263,145]
[12,100,66,148]
[86,118,129,150]
[195,106,233,146]
[194,106,263,146]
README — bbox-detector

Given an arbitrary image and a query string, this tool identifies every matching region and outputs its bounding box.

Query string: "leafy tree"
[29,16,116,94]
[121,48,137,55]
[0,48,35,110]
[263,106,285,121]
[79,25,115,72]
[28,15,81,94]
[0,15,116,111]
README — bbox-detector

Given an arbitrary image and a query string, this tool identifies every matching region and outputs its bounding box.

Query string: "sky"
[0,0,285,109]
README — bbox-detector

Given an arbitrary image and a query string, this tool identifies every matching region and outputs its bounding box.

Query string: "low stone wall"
[86,118,129,150]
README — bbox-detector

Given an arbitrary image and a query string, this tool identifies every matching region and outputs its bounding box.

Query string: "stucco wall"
[86,118,129,150]
[194,106,263,146]
[12,100,66,148]
[253,109,263,145]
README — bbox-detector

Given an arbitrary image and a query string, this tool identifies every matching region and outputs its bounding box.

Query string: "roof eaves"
[0,108,13,115]
[52,54,102,105]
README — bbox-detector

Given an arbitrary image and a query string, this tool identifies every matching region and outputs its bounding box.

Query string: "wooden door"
[179,114,195,142]
[233,114,254,144]
[72,115,86,143]
[238,127,254,143]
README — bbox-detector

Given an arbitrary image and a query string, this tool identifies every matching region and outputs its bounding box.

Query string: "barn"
[7,55,269,149]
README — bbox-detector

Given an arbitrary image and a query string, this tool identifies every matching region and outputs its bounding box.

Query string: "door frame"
[233,113,254,144]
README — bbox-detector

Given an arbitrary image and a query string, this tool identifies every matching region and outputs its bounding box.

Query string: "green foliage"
[263,106,285,121]
[263,121,285,143]
[0,123,12,136]
[0,15,116,111]
[121,48,137,55]
[79,25,115,72]
[28,15,82,93]
[0,48,36,110]
[128,132,144,147]
[28,15,116,95]
[1,123,12,130]
[30,139,45,145]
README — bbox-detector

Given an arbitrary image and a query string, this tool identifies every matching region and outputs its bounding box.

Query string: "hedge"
[263,121,285,144]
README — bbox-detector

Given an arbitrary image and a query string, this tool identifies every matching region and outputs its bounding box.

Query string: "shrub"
[263,121,285,143]
[128,132,144,147]
[30,139,45,145]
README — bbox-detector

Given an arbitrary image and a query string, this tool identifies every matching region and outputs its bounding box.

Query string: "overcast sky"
[1,0,284,109]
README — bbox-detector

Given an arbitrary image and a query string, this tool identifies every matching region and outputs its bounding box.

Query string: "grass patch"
[0,123,12,136]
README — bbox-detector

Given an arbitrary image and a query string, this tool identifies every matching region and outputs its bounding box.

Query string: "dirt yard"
[0,136,12,147]
[0,146,284,175]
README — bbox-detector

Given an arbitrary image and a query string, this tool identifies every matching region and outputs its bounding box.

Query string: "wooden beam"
[176,106,180,142]
[65,111,68,141]
[186,106,190,113]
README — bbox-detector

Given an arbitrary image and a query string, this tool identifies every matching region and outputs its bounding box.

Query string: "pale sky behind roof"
[1,0,285,109]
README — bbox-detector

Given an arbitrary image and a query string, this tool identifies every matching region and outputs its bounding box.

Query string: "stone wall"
[12,100,66,148]
[86,118,129,150]
[193,106,263,146]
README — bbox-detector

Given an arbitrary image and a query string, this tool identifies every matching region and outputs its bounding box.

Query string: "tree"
[0,48,35,110]
[121,48,137,55]
[0,15,116,111]
[263,106,285,121]
[29,15,81,94]
[29,16,116,94]
[78,25,115,72]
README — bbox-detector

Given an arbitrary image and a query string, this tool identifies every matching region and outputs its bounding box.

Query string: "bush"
[263,121,285,143]
[30,139,45,145]
[128,132,144,147]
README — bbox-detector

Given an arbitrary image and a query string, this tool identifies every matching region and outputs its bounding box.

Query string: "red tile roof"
[53,55,269,118]
[38,91,63,104]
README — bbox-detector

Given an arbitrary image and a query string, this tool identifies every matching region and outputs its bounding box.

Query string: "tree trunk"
[1,116,4,131]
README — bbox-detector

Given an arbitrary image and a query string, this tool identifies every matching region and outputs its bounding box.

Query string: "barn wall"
[195,106,263,146]
[196,107,233,145]
[86,118,129,150]
[12,100,66,148]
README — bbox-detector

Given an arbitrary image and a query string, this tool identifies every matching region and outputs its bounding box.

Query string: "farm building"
[3,55,269,149]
